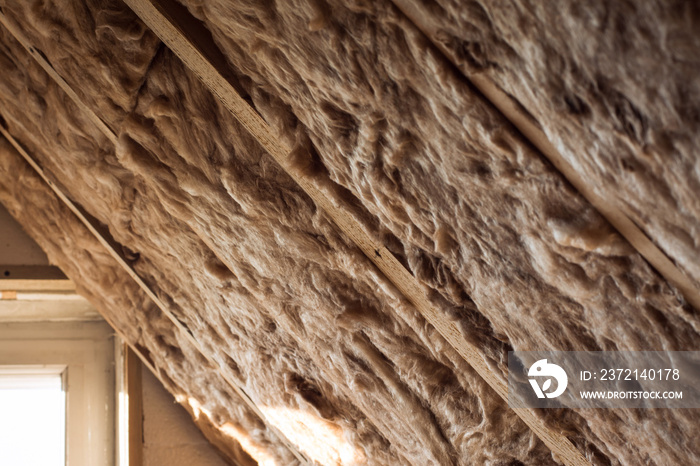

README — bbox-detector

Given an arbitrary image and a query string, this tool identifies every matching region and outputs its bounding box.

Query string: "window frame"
[0,320,115,466]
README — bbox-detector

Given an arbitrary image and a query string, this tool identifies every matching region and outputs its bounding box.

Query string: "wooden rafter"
[119,0,590,464]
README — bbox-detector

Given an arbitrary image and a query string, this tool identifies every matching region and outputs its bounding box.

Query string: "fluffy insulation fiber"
[177,0,699,463]
[391,0,700,286]
[0,138,260,466]
[0,0,698,464]
[0,8,552,466]
[0,0,161,128]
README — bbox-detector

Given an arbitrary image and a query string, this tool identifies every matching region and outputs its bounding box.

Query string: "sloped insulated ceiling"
[394,0,700,285]
[0,1,697,465]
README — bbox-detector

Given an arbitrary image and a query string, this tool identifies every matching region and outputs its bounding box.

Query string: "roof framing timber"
[120,0,590,464]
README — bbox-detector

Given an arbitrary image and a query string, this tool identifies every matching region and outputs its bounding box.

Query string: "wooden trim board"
[127,345,144,466]
[0,279,75,292]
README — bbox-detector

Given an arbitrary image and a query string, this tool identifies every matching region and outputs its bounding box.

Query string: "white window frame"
[0,320,115,466]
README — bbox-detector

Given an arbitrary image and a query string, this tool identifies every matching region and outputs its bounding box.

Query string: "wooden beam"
[390,0,700,313]
[119,1,590,464]
[0,126,310,465]
[0,298,100,323]
[116,340,143,466]
[127,345,144,466]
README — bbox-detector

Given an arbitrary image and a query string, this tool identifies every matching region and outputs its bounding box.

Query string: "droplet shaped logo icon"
[528,359,568,398]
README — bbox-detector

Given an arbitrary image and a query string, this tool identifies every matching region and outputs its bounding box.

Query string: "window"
[0,321,115,466]
[0,365,66,466]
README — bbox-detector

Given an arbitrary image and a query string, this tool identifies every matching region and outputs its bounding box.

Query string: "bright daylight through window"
[0,366,66,466]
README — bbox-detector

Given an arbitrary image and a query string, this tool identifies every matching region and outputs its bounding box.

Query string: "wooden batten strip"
[0,126,310,465]
[389,0,700,313]
[121,0,590,464]
[118,342,144,466]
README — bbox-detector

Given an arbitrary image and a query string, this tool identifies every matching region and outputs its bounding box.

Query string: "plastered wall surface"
[0,0,697,465]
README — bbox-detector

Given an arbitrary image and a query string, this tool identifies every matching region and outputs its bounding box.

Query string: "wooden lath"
[0,122,310,464]
[389,0,700,313]
[118,0,591,464]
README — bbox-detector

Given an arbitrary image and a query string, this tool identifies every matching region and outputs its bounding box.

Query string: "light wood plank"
[120,1,590,464]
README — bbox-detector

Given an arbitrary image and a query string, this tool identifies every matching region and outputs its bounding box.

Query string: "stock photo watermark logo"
[528,359,568,399]
[508,351,700,409]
